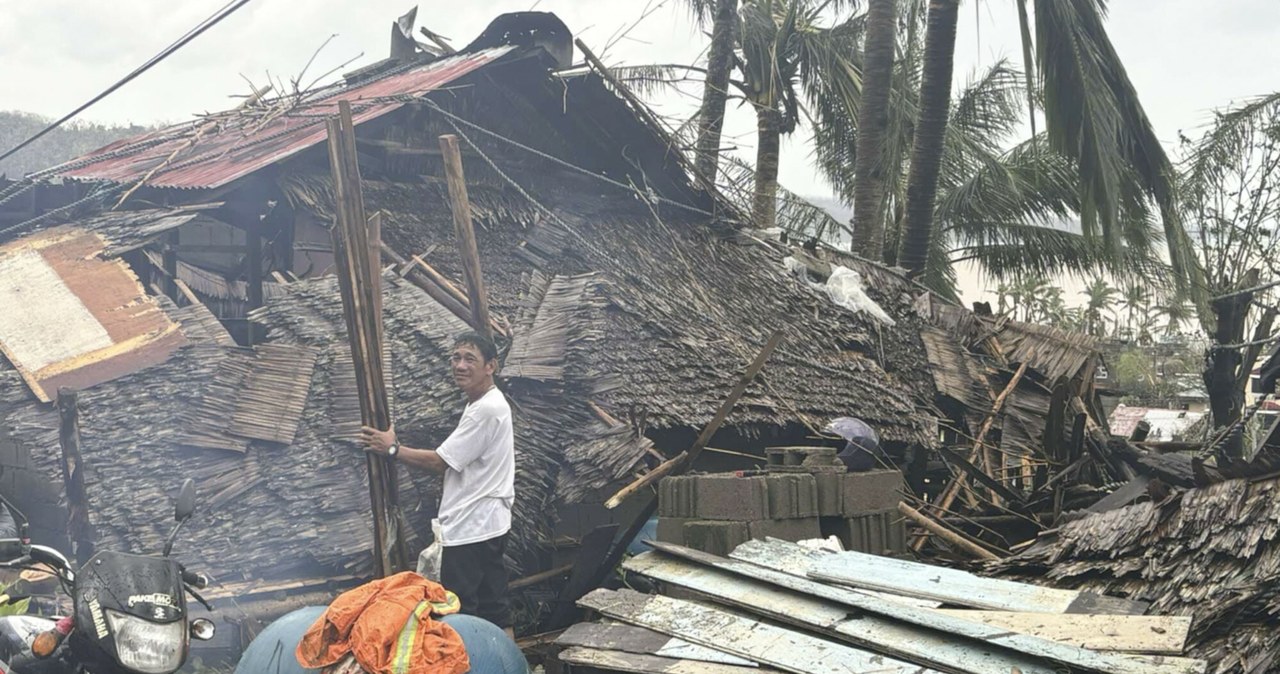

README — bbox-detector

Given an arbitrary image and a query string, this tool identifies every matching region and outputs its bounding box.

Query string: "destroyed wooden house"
[0,11,948,634]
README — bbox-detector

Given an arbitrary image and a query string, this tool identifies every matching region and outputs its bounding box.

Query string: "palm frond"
[1032,0,1199,289]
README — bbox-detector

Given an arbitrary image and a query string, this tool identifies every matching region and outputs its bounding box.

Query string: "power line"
[0,0,255,164]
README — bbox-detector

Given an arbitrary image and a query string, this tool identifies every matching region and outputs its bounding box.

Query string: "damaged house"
[0,11,943,640]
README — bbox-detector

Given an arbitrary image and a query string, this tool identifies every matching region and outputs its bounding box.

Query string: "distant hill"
[0,111,157,179]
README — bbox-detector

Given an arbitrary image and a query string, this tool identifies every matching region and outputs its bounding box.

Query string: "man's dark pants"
[440,533,511,628]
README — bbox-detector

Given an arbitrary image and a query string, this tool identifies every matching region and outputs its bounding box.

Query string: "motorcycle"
[0,480,216,673]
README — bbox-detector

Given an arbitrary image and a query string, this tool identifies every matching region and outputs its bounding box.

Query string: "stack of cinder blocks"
[657,447,907,557]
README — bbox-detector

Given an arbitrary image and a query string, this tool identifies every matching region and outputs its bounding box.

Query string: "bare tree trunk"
[898,0,959,276]
[1203,270,1276,457]
[753,107,783,229]
[695,0,739,183]
[850,0,897,259]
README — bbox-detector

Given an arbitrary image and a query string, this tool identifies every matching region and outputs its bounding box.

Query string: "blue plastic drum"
[232,607,528,673]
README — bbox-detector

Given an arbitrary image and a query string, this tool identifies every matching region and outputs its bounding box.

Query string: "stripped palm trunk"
[753,106,784,229]
[850,0,896,258]
[695,0,739,182]
[898,0,959,275]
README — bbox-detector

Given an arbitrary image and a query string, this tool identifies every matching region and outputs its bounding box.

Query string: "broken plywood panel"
[0,228,185,402]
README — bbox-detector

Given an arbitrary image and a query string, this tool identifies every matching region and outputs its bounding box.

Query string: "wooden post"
[437,134,493,341]
[327,100,409,577]
[163,229,179,301]
[56,388,94,564]
[247,224,264,311]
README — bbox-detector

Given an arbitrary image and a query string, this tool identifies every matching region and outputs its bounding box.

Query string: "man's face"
[450,343,494,392]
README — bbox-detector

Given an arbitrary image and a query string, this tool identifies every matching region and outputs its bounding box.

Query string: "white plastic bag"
[416,518,444,581]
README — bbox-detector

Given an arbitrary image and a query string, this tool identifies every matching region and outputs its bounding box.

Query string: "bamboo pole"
[604,330,785,509]
[327,100,408,577]
[899,502,999,561]
[438,134,493,342]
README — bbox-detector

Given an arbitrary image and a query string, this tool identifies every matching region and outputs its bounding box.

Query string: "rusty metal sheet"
[0,228,186,402]
[57,48,514,190]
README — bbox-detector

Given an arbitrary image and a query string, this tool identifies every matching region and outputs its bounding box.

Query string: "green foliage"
[0,111,157,179]
[0,581,30,617]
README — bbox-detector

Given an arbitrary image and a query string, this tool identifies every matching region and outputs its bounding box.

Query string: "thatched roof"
[280,169,934,446]
[995,474,1280,673]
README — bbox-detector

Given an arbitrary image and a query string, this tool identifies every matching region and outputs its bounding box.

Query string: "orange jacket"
[297,572,469,674]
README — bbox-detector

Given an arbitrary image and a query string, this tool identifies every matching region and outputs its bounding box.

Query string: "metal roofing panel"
[57,47,515,190]
[0,228,187,402]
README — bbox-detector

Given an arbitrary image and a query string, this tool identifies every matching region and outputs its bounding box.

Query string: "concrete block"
[748,517,821,542]
[684,520,751,557]
[658,476,698,518]
[692,475,769,521]
[656,517,693,546]
[840,469,905,514]
[814,472,843,516]
[765,473,819,519]
[821,509,907,555]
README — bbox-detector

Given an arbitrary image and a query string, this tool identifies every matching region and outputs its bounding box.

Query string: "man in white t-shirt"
[360,331,515,636]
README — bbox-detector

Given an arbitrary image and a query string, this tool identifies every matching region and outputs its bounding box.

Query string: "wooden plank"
[897,502,1000,561]
[557,623,758,667]
[931,610,1191,655]
[740,541,942,609]
[558,647,768,674]
[805,545,1147,615]
[577,588,938,674]
[438,133,493,341]
[670,541,1203,674]
[624,552,1059,674]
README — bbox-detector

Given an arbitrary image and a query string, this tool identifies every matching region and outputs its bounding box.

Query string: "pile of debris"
[548,538,1205,673]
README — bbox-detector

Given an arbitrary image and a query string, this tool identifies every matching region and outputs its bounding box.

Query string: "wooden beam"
[604,330,784,509]
[578,588,927,674]
[327,100,409,577]
[437,134,493,341]
[558,647,768,674]
[932,610,1191,655]
[897,502,1000,561]
[557,623,758,667]
[163,230,179,299]
[56,388,95,565]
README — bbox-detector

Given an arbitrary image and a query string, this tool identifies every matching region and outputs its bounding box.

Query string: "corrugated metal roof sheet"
[0,227,187,401]
[56,47,515,190]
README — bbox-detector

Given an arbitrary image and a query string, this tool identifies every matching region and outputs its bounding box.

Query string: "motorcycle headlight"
[104,609,185,674]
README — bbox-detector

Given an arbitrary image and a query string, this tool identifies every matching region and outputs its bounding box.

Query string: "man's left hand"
[360,425,396,455]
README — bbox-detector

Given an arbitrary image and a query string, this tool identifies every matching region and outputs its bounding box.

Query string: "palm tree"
[896,0,1199,292]
[1080,277,1118,338]
[1155,298,1194,337]
[1118,284,1149,341]
[737,0,862,228]
[897,0,959,274]
[849,0,897,256]
[691,0,740,181]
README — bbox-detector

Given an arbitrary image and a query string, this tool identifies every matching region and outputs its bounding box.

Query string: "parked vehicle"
[0,480,216,673]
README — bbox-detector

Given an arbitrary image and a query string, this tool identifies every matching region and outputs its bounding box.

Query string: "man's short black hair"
[454,331,498,363]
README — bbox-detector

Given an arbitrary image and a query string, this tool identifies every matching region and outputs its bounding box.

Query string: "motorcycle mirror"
[175,479,197,522]
[191,618,216,641]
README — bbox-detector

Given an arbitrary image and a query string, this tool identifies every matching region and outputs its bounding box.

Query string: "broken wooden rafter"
[898,501,1001,561]
[438,133,494,342]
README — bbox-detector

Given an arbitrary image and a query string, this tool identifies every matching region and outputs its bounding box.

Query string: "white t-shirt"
[435,387,515,546]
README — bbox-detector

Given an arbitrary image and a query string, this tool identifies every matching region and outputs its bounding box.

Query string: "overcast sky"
[3,0,1278,300]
